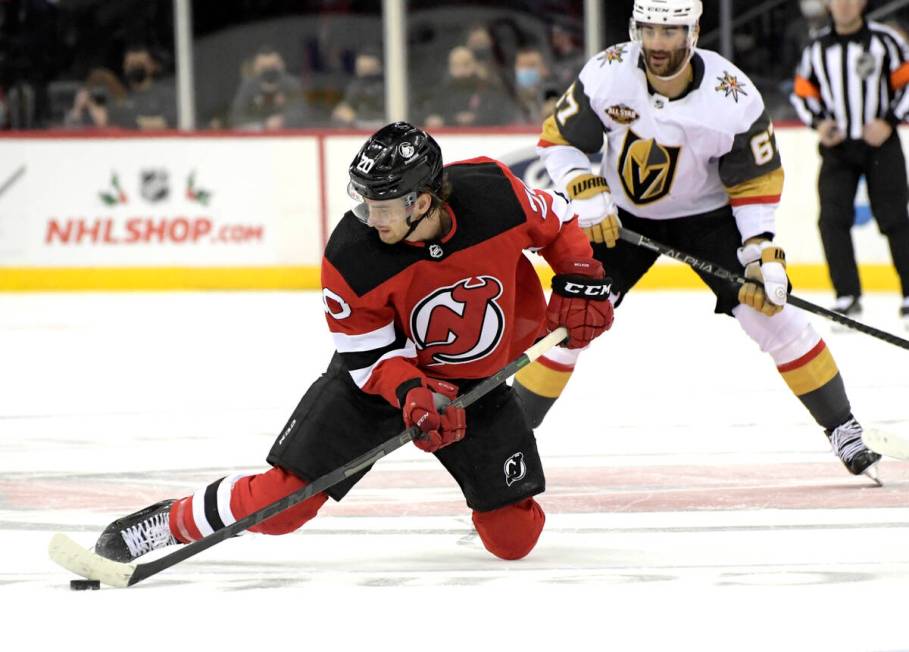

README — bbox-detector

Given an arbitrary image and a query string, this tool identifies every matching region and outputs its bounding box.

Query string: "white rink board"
[0,127,905,272]
[0,137,322,267]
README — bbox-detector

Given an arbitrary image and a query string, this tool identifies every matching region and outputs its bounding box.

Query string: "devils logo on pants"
[410,276,505,365]
[504,452,526,487]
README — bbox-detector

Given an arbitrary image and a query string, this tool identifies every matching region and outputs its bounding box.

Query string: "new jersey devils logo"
[504,452,526,487]
[410,276,505,365]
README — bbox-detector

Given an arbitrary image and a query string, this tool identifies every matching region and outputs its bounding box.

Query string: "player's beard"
[643,46,689,79]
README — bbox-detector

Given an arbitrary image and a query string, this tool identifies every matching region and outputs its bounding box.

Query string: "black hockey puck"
[70,579,101,591]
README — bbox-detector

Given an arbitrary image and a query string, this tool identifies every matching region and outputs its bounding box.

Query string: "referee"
[791,0,909,326]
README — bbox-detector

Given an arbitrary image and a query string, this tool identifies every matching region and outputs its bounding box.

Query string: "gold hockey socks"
[512,357,576,428]
[776,339,851,430]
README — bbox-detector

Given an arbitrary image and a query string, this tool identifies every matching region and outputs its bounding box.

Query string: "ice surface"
[2,290,908,651]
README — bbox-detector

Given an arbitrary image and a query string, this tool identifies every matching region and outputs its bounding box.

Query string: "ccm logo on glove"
[556,281,612,297]
[547,258,615,349]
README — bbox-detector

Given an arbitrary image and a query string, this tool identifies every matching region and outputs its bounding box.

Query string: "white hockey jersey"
[538,41,784,241]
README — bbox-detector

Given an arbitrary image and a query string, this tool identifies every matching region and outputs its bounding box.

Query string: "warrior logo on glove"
[410,276,505,365]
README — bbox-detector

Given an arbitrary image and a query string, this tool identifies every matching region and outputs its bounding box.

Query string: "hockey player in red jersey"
[512,0,881,481]
[92,122,614,564]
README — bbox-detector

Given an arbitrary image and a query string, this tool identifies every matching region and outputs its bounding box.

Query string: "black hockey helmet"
[348,121,443,202]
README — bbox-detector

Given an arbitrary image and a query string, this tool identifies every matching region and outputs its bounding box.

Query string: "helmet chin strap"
[402,205,433,240]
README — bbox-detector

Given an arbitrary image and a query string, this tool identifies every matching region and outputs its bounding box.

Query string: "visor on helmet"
[348,182,418,224]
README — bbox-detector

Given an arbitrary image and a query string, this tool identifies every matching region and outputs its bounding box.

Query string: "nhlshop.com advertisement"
[0,137,322,268]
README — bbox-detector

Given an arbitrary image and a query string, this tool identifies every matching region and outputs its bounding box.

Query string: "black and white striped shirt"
[791,20,909,140]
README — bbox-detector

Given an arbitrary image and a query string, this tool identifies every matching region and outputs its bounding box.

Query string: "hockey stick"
[49,326,569,588]
[619,228,909,351]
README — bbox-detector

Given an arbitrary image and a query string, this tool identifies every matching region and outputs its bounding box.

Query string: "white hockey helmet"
[631,0,703,26]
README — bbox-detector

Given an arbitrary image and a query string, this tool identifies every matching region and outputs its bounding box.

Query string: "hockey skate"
[826,417,882,485]
[831,296,861,333]
[94,499,180,562]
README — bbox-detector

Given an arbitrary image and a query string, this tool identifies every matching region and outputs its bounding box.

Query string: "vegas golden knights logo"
[618,130,681,205]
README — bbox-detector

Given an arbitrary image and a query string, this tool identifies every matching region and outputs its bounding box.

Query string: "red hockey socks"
[169,466,328,542]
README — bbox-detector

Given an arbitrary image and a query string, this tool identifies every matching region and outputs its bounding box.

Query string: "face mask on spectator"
[125,66,148,86]
[515,67,541,89]
[260,67,281,85]
[451,75,480,90]
[471,45,493,62]
[90,87,108,105]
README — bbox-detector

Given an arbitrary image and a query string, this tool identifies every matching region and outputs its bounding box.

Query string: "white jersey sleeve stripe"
[331,321,397,354]
[546,188,574,225]
[349,340,418,388]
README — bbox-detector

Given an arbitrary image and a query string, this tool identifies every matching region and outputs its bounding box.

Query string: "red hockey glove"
[401,378,467,453]
[547,258,614,348]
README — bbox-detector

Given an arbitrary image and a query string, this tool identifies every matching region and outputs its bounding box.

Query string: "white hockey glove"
[737,240,789,317]
[566,173,621,247]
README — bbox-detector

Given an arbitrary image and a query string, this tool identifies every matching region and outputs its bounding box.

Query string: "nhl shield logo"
[856,52,875,80]
[140,168,169,203]
[504,452,526,487]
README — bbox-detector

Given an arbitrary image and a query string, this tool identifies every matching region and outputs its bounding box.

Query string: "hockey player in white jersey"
[513,0,881,479]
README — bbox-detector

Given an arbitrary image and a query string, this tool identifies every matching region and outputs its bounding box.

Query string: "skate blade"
[48,533,135,588]
[862,464,883,487]
[862,428,909,460]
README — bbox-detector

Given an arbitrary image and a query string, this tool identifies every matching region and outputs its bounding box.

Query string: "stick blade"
[48,533,135,588]
[862,428,909,461]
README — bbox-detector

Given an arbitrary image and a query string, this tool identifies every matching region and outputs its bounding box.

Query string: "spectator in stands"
[549,24,586,91]
[464,23,507,89]
[421,45,517,128]
[331,48,385,128]
[230,46,311,130]
[109,44,176,130]
[64,68,127,129]
[511,45,558,125]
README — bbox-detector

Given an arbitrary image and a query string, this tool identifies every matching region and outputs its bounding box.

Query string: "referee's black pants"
[818,132,909,298]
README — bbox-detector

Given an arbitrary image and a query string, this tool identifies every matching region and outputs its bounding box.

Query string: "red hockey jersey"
[321,157,592,407]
